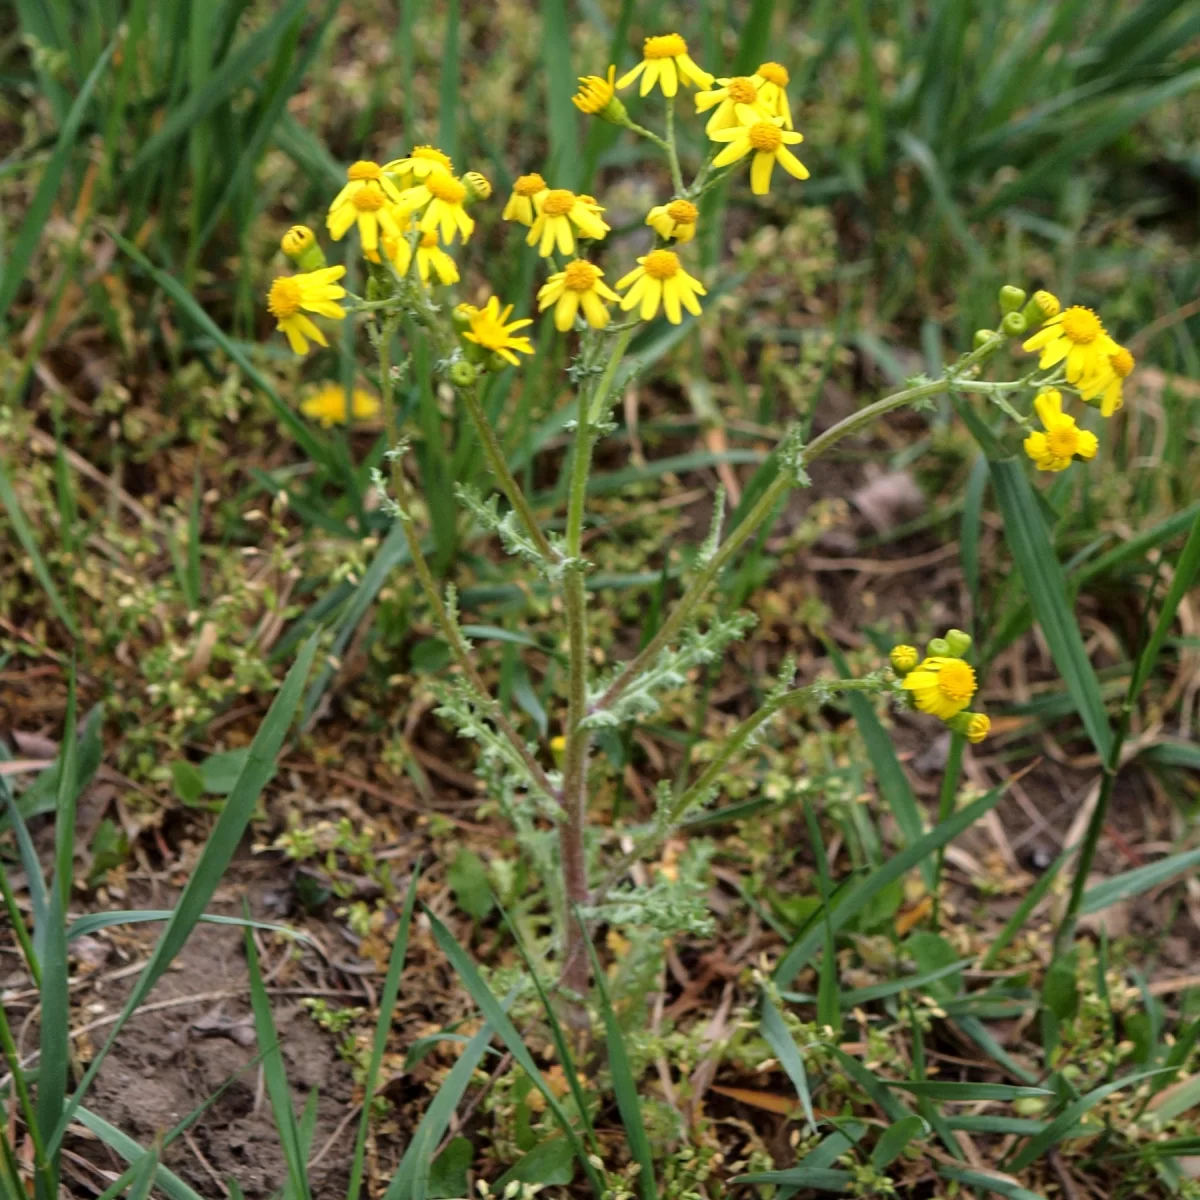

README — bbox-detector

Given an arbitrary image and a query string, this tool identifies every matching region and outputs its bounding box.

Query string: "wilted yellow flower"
[398,173,475,244]
[1021,305,1117,385]
[502,174,549,226]
[266,267,347,355]
[462,297,534,366]
[326,162,404,252]
[1023,389,1098,472]
[694,76,769,135]
[616,249,706,325]
[526,188,609,257]
[901,656,977,721]
[710,117,809,195]
[646,198,699,243]
[889,644,919,675]
[383,145,454,191]
[462,171,492,201]
[538,260,620,331]
[617,33,713,96]
[753,62,793,129]
[301,384,380,427]
[1078,345,1134,418]
[281,225,314,257]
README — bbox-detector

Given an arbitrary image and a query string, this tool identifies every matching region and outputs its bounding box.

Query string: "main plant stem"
[594,337,1007,714]
[558,327,635,1002]
[377,321,557,803]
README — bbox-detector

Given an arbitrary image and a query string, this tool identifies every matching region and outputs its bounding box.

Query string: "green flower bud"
[973,329,997,348]
[487,352,511,373]
[280,225,326,271]
[889,644,919,676]
[448,359,478,387]
[1001,311,1028,337]
[947,710,990,743]
[1022,289,1061,329]
[926,637,950,657]
[998,285,1027,314]
[366,276,383,303]
[944,628,972,657]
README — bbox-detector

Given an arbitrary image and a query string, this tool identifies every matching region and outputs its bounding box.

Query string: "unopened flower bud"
[549,735,566,767]
[1022,289,1061,328]
[453,303,478,331]
[572,65,629,126]
[998,285,1026,314]
[889,644,919,675]
[487,352,511,373]
[947,710,990,743]
[944,629,972,657]
[463,171,492,202]
[448,359,478,387]
[926,637,951,657]
[1001,311,1028,337]
[280,225,326,271]
[974,329,997,348]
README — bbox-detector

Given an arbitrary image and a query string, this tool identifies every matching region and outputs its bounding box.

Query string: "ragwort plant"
[263,38,1137,1006]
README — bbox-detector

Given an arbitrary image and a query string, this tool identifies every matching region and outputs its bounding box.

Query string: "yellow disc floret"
[643,249,681,279]
[267,277,302,318]
[502,174,549,225]
[647,199,699,243]
[757,62,789,86]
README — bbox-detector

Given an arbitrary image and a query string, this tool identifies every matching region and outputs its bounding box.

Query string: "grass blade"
[871,1115,928,1169]
[939,1165,1049,1200]
[988,459,1112,757]
[52,668,77,910]
[542,0,578,188]
[760,994,818,1133]
[1130,513,1200,697]
[1081,848,1200,916]
[886,1082,1051,1101]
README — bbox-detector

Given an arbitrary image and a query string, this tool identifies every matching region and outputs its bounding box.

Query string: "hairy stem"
[457,380,559,562]
[594,337,1007,713]
[664,96,685,195]
[377,321,558,804]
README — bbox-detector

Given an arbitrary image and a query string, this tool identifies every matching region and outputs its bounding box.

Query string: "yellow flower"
[383,145,454,191]
[462,297,534,366]
[537,260,621,331]
[301,384,380,427]
[646,198,699,243]
[710,117,809,195]
[617,33,713,96]
[1023,388,1098,473]
[381,228,460,285]
[963,713,990,744]
[326,162,404,252]
[266,267,347,355]
[1078,344,1134,418]
[616,249,706,324]
[694,76,770,136]
[573,65,627,124]
[1027,290,1061,324]
[526,188,609,257]
[753,62,793,129]
[901,656,977,722]
[889,644,919,675]
[503,174,549,226]
[281,225,314,257]
[398,173,475,244]
[1021,305,1116,385]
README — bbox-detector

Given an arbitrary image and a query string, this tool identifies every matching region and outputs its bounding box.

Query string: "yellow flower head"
[1023,388,1099,472]
[753,62,794,129]
[1078,344,1134,418]
[617,33,714,97]
[503,174,549,226]
[710,116,809,195]
[573,65,627,124]
[327,162,404,252]
[300,384,380,427]
[281,225,314,257]
[526,188,609,257]
[380,228,460,285]
[695,76,770,136]
[616,249,706,325]
[383,145,454,191]
[462,297,534,366]
[889,644,919,675]
[397,172,475,245]
[963,713,990,744]
[1021,305,1117,386]
[463,171,492,201]
[266,266,347,355]
[902,655,977,722]
[646,198,699,243]
[537,259,621,331]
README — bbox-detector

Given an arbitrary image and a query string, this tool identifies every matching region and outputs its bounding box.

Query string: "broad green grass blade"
[732,1166,851,1190]
[939,1166,1048,1200]
[774,786,1005,986]
[76,1109,206,1200]
[0,461,78,636]
[34,883,68,1200]
[989,459,1112,757]
[783,959,974,1008]
[246,923,312,1200]
[438,0,460,162]
[7,703,104,828]
[826,642,929,885]
[0,42,115,325]
[831,1047,913,1122]
[886,1082,1051,1101]
[52,669,77,910]
[584,931,657,1200]
[0,758,48,957]
[129,0,309,174]
[48,633,319,1155]
[542,0,579,188]
[107,232,330,466]
[427,910,605,1197]
[347,866,421,1200]
[1130,513,1200,698]
[871,1115,928,1170]
[760,994,817,1133]
[732,0,776,72]
[65,910,304,941]
[1081,848,1200,916]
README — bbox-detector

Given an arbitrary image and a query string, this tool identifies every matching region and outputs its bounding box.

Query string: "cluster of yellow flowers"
[1009,289,1135,472]
[889,633,989,743]
[265,32,810,369]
